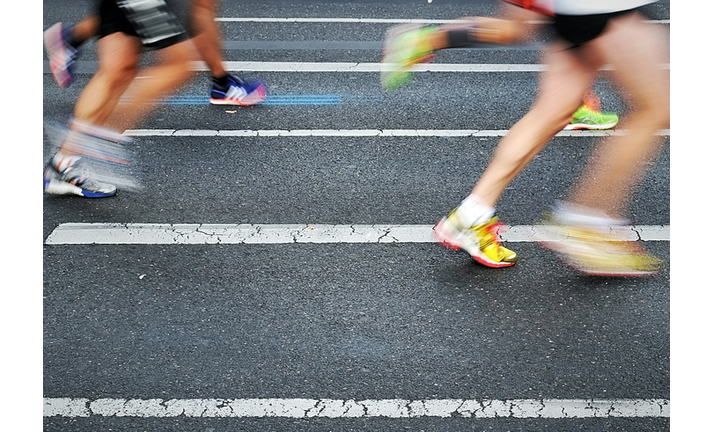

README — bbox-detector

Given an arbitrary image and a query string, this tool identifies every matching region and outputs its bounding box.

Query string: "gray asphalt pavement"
[38,1,672,431]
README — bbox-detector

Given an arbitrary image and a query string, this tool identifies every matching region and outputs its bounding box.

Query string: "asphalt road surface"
[33,1,681,431]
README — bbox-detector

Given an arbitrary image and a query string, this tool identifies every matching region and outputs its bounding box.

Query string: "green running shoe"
[381,24,437,91]
[565,104,619,130]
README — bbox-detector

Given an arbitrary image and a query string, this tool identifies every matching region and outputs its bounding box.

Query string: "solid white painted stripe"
[43,397,669,418]
[49,60,669,76]
[123,128,672,137]
[216,17,541,24]
[214,17,669,25]
[192,61,546,72]
[44,223,670,245]
[188,61,669,73]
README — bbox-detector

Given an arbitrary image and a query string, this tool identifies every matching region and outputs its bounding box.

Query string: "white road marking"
[189,61,669,72]
[44,223,669,245]
[123,128,671,137]
[215,17,669,25]
[50,60,669,75]
[216,17,537,24]
[43,397,669,418]
[196,61,547,72]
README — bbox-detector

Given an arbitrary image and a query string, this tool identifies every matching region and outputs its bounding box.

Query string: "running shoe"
[535,214,664,276]
[44,22,79,88]
[381,24,437,91]
[433,211,517,268]
[564,104,619,130]
[43,160,117,198]
[210,74,267,106]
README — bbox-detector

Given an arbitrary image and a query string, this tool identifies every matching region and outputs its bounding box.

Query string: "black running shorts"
[97,0,190,49]
[554,8,637,48]
[503,1,643,49]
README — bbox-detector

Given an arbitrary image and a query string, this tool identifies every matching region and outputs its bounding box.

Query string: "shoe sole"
[44,23,72,89]
[563,122,618,130]
[534,227,660,277]
[557,254,660,277]
[44,178,116,198]
[433,219,516,268]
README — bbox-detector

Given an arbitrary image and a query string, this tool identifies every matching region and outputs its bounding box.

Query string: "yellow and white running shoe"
[535,215,664,277]
[433,211,517,268]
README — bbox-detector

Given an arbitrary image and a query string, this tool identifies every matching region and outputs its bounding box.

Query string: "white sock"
[553,200,629,229]
[69,118,126,143]
[455,194,495,227]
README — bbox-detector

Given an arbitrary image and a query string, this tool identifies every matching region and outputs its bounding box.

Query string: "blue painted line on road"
[154,94,382,106]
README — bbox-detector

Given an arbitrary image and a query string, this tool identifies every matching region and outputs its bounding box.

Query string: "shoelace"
[63,160,93,186]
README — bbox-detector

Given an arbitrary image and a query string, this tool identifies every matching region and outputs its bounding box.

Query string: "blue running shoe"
[43,160,117,198]
[210,74,267,106]
[44,23,79,88]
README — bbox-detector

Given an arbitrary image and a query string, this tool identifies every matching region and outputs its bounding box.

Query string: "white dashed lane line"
[44,223,669,245]
[122,128,671,137]
[44,397,669,418]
